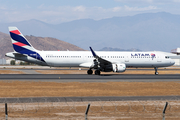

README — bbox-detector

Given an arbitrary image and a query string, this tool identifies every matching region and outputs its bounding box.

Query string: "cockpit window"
[165,56,169,59]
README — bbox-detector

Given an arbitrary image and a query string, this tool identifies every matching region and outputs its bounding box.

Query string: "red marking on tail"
[10,30,21,35]
[13,42,27,47]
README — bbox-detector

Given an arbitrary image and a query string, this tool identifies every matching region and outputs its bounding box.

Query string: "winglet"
[90,47,98,58]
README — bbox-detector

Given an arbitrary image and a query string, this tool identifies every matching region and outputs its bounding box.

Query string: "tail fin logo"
[13,42,27,47]
[9,27,34,54]
[10,31,31,47]
[10,29,27,47]
[10,30,21,35]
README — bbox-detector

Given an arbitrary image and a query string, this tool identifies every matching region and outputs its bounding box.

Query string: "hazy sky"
[0,0,180,24]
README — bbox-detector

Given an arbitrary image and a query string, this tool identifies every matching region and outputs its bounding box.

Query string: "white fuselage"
[6,50,175,68]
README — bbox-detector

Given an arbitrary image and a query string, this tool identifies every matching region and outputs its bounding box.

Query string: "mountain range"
[99,47,141,51]
[0,12,180,52]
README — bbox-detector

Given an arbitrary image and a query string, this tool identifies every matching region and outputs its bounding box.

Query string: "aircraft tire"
[155,72,159,75]
[87,69,93,75]
[95,70,100,75]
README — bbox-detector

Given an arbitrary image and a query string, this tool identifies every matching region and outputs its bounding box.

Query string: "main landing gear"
[154,67,159,75]
[87,69,101,75]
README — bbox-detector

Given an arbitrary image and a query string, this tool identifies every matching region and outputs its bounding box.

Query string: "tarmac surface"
[0,74,180,82]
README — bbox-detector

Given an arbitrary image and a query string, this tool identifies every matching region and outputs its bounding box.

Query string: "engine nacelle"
[112,63,126,72]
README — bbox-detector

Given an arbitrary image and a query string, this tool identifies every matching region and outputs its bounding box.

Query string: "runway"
[0,73,180,102]
[0,74,180,82]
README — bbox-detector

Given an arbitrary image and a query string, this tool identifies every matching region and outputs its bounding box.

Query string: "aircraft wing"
[89,47,112,66]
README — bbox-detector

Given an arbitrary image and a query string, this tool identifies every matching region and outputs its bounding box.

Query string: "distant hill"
[0,32,84,59]
[1,12,180,51]
[99,47,141,51]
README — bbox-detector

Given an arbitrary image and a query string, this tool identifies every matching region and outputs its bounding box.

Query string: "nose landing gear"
[154,67,159,75]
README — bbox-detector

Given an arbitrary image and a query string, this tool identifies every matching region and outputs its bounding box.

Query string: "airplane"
[6,27,176,75]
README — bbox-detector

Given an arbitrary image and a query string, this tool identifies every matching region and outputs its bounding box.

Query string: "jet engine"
[112,63,126,72]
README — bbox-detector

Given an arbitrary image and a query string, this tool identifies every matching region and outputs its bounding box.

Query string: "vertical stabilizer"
[9,27,36,54]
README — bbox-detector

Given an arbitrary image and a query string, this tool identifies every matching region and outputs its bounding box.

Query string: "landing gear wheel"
[95,70,101,75]
[155,72,159,75]
[87,69,93,75]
